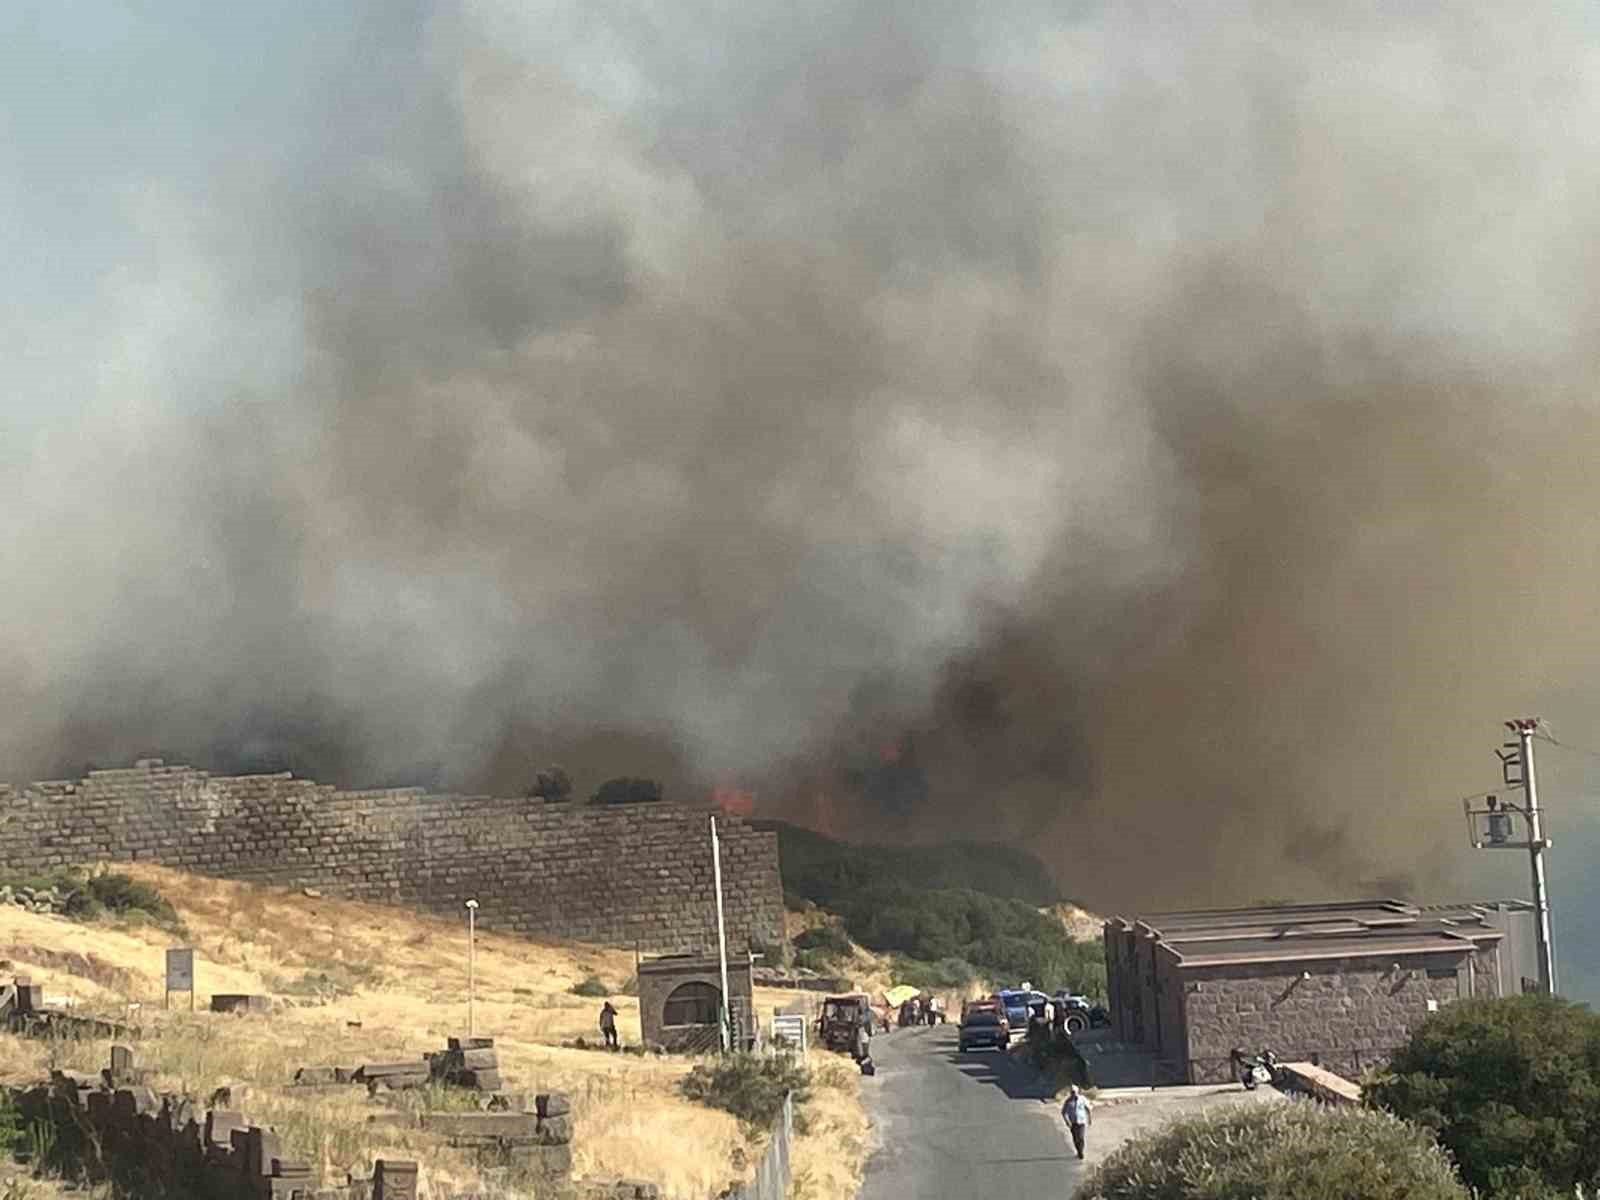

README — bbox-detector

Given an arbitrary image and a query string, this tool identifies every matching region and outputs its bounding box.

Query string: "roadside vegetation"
[1078,1101,1468,1200]
[680,1053,811,1130]
[1365,993,1600,1199]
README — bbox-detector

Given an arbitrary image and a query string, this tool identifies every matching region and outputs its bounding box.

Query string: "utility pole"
[710,816,732,1053]
[1463,718,1556,994]
[1512,719,1557,995]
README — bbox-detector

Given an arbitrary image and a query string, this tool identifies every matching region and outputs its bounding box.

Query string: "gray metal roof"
[1108,898,1511,968]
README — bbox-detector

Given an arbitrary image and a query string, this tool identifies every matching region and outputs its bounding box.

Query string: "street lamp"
[465,899,480,1037]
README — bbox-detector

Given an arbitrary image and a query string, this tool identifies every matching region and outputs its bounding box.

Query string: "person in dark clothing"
[599,1000,619,1050]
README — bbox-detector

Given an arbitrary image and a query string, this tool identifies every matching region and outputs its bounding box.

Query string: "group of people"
[896,993,944,1027]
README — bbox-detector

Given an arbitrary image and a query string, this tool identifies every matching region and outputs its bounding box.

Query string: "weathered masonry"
[0,760,783,954]
[1104,898,1537,1084]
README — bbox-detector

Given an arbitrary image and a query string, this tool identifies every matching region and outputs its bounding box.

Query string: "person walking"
[599,1000,619,1050]
[1062,1084,1092,1160]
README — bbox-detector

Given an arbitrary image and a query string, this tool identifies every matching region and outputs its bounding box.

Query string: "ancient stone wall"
[1178,953,1468,1082]
[0,760,782,954]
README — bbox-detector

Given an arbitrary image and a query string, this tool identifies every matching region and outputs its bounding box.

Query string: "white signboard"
[771,1013,808,1059]
[166,948,194,992]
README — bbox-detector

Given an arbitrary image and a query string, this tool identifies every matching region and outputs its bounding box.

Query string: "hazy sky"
[4,2,1600,999]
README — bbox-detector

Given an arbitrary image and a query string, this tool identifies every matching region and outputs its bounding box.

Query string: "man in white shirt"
[1062,1084,1092,1159]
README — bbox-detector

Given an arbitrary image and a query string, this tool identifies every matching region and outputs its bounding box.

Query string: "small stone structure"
[212,993,273,1015]
[637,954,756,1052]
[0,975,134,1039]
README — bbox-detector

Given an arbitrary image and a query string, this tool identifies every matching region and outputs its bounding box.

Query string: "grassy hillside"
[0,865,866,1200]
[760,822,1106,998]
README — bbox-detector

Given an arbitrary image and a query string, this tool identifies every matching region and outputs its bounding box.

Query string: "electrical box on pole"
[1462,719,1556,994]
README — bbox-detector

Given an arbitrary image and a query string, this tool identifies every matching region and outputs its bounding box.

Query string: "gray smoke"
[7,1,1600,915]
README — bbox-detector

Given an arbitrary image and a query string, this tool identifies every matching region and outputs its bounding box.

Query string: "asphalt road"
[857,1023,1083,1200]
[857,1024,1286,1199]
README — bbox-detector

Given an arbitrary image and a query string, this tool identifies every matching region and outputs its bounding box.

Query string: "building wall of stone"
[0,761,782,954]
[1178,953,1470,1082]
[637,959,755,1051]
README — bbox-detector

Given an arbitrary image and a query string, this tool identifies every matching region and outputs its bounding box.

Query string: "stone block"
[536,1091,572,1118]
[458,1047,498,1070]
[206,1110,245,1152]
[510,1141,573,1178]
[536,1113,573,1144]
[462,1069,501,1091]
[357,1061,431,1079]
[420,1111,537,1139]
[373,1159,419,1200]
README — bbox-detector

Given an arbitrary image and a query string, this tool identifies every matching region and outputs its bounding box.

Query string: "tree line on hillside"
[763,822,1105,994]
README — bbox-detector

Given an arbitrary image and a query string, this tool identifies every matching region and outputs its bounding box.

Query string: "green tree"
[1364,993,1600,1199]
[526,765,573,801]
[1078,1100,1467,1200]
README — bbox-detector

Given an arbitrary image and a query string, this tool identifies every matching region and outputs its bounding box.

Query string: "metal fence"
[723,1091,793,1200]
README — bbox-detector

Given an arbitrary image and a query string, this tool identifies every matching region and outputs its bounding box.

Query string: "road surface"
[857,1024,1286,1199]
[857,1023,1080,1199]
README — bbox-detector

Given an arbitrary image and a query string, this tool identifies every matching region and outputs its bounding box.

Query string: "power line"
[1532,732,1600,763]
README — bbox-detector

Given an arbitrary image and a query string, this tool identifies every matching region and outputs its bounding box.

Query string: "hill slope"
[760,822,1106,997]
[0,865,866,1200]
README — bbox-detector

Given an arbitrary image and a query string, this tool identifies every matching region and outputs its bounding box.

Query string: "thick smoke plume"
[7,2,1600,913]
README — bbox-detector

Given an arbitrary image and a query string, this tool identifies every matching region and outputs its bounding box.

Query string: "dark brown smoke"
[7,2,1600,929]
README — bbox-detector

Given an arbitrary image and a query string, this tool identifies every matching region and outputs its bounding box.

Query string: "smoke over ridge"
[6,1,1600,914]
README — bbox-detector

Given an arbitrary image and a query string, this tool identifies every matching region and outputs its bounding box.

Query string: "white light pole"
[710,817,732,1053]
[465,899,480,1037]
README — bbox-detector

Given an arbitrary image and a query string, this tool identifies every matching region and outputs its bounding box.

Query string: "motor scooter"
[1230,1047,1277,1090]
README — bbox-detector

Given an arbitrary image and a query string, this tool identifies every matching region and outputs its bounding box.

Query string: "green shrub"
[1364,994,1600,1199]
[891,955,979,989]
[0,866,179,929]
[679,1053,810,1130]
[792,926,852,957]
[1078,1100,1468,1200]
[569,974,610,997]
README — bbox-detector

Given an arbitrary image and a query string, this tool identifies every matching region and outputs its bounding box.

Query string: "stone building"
[637,953,756,1052]
[1104,899,1537,1083]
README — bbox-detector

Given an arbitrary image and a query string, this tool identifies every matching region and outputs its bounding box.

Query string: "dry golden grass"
[0,866,866,1200]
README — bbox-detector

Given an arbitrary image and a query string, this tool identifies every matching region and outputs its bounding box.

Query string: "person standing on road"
[599,1000,619,1050]
[1062,1084,1092,1160]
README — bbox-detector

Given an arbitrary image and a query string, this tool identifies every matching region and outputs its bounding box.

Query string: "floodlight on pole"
[465,899,480,1037]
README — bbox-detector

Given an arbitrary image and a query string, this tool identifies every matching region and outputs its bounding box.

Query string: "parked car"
[958,1005,1010,1052]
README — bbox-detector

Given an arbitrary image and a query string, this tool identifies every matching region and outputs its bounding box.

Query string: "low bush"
[792,926,852,957]
[679,1053,810,1130]
[0,866,179,929]
[1078,1100,1468,1200]
[569,974,610,997]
